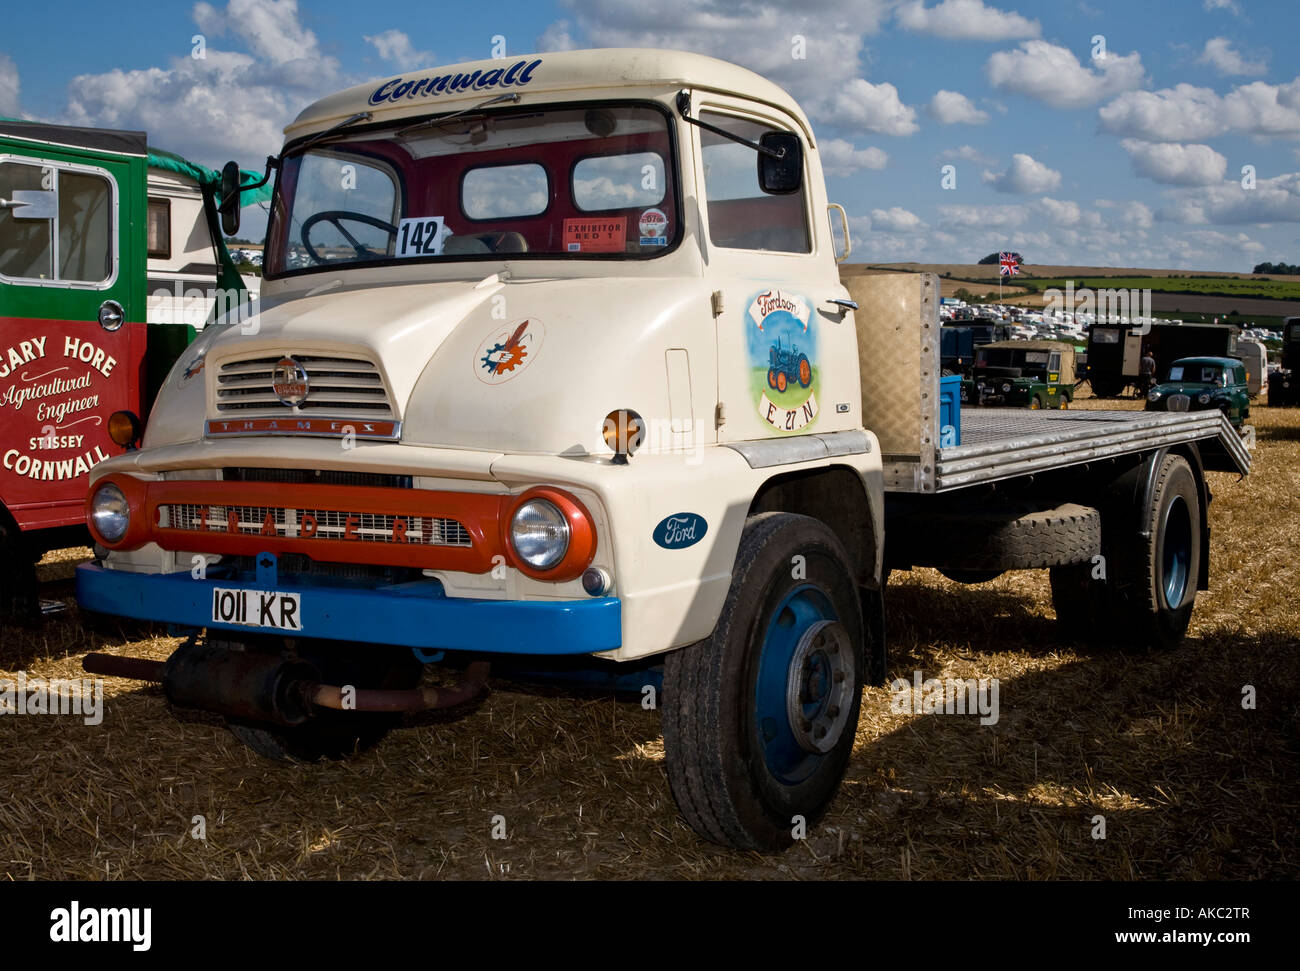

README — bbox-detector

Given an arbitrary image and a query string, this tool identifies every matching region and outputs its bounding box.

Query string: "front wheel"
[662,513,869,851]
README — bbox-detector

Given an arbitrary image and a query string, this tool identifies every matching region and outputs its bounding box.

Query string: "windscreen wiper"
[396,93,522,138]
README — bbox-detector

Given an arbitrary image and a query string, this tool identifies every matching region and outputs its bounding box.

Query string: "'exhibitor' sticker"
[562,216,625,253]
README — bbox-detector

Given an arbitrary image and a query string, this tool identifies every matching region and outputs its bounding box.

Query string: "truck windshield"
[265,103,678,276]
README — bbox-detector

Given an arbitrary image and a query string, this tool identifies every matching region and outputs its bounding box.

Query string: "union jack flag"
[999,252,1020,277]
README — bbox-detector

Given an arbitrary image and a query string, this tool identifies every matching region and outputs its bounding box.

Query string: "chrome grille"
[160,503,471,547]
[216,354,394,416]
[1167,394,1190,412]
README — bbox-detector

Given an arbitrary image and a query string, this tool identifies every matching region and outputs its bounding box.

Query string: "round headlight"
[91,483,130,543]
[1147,389,1161,402]
[1197,392,1211,404]
[1001,382,1012,393]
[510,499,570,571]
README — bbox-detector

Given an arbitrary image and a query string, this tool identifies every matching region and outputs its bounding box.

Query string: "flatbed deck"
[884,409,1251,493]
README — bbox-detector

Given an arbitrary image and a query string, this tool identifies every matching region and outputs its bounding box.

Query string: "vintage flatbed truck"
[77,49,1250,851]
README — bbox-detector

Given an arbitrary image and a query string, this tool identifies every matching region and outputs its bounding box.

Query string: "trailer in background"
[1267,317,1300,406]
[1085,320,1239,398]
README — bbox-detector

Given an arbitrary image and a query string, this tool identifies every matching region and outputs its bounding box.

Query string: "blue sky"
[2,0,1297,271]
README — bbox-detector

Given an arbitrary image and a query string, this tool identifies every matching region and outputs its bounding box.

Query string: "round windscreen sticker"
[639,208,668,246]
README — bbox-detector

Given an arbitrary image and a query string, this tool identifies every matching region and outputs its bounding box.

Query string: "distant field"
[860,262,1300,283]
[1012,277,1300,301]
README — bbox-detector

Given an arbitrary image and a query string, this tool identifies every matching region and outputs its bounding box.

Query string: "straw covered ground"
[1,395,1296,880]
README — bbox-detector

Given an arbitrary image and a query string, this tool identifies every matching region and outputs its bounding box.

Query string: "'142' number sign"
[396,216,445,257]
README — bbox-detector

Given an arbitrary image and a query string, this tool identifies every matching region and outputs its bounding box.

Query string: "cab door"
[0,139,145,531]
[687,95,858,443]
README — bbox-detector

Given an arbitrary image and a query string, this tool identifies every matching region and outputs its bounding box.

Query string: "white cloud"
[1160,172,1300,224]
[1099,78,1300,142]
[1203,0,1241,14]
[1120,140,1227,186]
[0,53,18,117]
[364,30,433,71]
[536,20,577,52]
[820,138,888,175]
[982,153,1061,194]
[987,39,1145,109]
[943,144,997,166]
[937,203,1030,229]
[1198,37,1266,77]
[928,90,989,124]
[63,0,342,166]
[816,79,919,136]
[896,0,1039,41]
[869,206,925,231]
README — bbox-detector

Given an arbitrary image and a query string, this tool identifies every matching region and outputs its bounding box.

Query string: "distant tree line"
[1252,261,1300,275]
[978,252,1026,265]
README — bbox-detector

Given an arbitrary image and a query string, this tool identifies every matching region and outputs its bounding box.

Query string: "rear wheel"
[662,513,867,851]
[1051,454,1201,650]
[1030,394,1044,410]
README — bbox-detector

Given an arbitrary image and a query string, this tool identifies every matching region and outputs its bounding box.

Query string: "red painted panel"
[0,317,144,528]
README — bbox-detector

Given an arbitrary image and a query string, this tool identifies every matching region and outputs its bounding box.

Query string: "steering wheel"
[301,210,399,263]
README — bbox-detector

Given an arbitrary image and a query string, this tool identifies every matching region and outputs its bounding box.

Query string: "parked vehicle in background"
[1267,317,1300,406]
[961,340,1075,409]
[0,117,253,622]
[1233,339,1267,397]
[1086,320,1239,398]
[1146,357,1250,428]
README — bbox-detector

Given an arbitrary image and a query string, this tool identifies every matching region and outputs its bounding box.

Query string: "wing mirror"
[219,160,242,237]
[758,131,803,195]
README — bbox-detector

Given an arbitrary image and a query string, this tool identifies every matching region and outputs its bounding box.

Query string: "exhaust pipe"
[83,648,489,724]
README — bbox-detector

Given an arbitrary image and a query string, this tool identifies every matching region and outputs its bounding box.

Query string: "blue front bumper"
[75,563,622,655]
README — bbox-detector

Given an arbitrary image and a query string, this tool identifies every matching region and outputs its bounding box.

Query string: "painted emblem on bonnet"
[272,356,310,407]
[475,318,544,385]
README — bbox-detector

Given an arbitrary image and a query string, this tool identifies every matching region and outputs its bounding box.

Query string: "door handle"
[826,298,858,311]
[98,299,124,332]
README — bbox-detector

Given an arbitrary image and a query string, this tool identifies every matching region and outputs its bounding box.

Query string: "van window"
[572,152,665,211]
[463,163,549,220]
[0,160,113,283]
[700,111,810,253]
[147,197,171,259]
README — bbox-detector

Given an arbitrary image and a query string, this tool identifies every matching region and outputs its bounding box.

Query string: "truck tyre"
[910,503,1100,572]
[1051,454,1200,650]
[0,512,39,627]
[225,639,424,762]
[1030,395,1044,410]
[662,513,865,851]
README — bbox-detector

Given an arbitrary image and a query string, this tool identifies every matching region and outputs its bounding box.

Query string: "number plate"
[211,587,302,631]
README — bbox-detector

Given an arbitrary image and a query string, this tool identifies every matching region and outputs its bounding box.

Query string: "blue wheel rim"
[1161,495,1192,609]
[753,584,846,786]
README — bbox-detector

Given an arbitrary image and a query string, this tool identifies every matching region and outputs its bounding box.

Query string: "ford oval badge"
[653,513,707,550]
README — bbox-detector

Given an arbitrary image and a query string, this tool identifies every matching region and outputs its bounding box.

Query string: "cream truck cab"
[78,50,1251,851]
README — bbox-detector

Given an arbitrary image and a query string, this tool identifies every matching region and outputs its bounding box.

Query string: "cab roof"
[286,48,814,142]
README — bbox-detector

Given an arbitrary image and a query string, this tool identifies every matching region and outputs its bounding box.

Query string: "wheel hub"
[785,620,854,754]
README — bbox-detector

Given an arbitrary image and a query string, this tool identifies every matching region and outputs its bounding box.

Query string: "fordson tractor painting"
[748,288,819,433]
[767,335,811,394]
